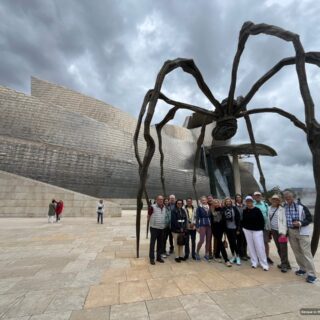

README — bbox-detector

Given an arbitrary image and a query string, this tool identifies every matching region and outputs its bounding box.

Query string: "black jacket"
[171,207,187,233]
[210,206,226,234]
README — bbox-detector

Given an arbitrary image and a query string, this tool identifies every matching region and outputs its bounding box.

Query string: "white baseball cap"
[245,196,254,202]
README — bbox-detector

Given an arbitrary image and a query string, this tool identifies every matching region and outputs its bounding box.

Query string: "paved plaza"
[0,211,319,320]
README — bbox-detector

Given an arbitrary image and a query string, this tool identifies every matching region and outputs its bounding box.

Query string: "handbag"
[223,239,229,248]
[278,235,288,243]
[177,233,186,246]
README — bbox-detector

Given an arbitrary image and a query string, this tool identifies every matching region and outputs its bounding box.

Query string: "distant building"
[0,77,276,199]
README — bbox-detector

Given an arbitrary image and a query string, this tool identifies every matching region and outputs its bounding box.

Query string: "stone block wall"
[0,170,121,217]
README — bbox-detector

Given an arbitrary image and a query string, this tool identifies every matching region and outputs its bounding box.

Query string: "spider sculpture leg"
[155,97,215,199]
[133,59,220,257]
[227,22,313,192]
[192,123,207,202]
[156,114,208,203]
[243,114,267,193]
[231,22,320,254]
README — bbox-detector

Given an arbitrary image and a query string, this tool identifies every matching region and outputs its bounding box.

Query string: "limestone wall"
[0,170,121,217]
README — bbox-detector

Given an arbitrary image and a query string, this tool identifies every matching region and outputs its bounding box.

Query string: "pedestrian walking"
[55,200,64,223]
[97,199,104,224]
[48,199,56,224]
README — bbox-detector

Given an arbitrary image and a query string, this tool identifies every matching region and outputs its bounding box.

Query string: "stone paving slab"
[0,213,319,320]
[70,307,110,320]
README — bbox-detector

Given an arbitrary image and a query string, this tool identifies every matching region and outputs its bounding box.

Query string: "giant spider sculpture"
[133,21,320,258]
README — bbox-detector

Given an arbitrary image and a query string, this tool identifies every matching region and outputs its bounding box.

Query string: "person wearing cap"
[283,191,317,284]
[268,194,291,273]
[253,191,273,265]
[242,195,269,271]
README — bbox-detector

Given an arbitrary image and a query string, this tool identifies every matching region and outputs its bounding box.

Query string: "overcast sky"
[1,0,320,190]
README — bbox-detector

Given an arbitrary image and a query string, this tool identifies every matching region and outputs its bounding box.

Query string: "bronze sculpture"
[134,21,320,258]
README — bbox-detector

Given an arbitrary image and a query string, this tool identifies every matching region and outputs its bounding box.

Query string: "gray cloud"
[0,0,319,190]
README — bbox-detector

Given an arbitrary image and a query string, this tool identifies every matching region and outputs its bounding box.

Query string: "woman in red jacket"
[55,200,64,222]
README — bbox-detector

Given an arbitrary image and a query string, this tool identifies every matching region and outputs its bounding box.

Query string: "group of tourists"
[147,191,317,284]
[47,199,64,223]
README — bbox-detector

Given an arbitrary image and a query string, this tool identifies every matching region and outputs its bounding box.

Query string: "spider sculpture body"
[134,21,320,258]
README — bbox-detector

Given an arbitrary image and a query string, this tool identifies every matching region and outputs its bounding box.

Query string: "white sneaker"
[161,254,167,259]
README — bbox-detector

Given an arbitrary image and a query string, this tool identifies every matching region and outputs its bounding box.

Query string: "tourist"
[283,191,317,284]
[148,195,170,265]
[207,195,214,259]
[165,194,175,254]
[184,197,197,260]
[222,197,241,265]
[55,200,64,223]
[161,197,171,258]
[171,199,188,262]
[195,196,212,261]
[242,196,269,270]
[48,199,56,224]
[253,191,273,264]
[211,199,232,267]
[97,199,104,224]
[235,194,249,261]
[268,194,291,273]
